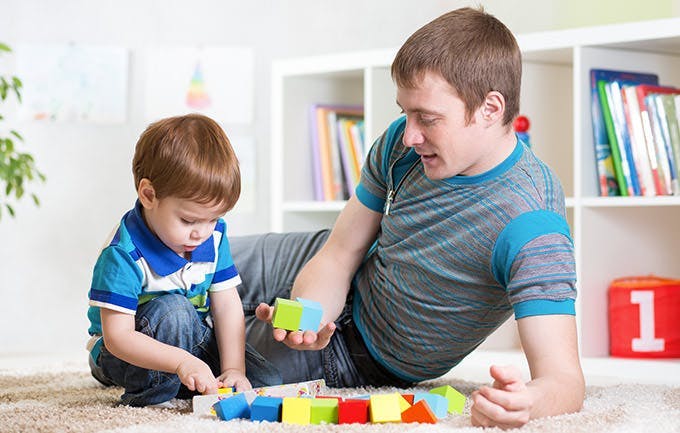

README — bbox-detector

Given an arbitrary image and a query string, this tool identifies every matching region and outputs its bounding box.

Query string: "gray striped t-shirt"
[353,116,576,382]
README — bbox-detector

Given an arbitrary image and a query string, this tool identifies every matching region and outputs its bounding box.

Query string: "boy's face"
[396,71,505,180]
[139,188,225,258]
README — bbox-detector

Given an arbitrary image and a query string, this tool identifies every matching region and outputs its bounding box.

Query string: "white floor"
[1,349,678,386]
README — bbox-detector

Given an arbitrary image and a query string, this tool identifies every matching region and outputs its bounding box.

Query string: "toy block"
[401,400,437,424]
[250,396,282,422]
[316,395,343,401]
[414,393,448,419]
[338,399,369,424]
[217,386,235,395]
[397,393,412,412]
[281,397,311,425]
[310,397,339,424]
[272,298,303,331]
[369,393,402,423]
[212,393,250,421]
[401,393,415,405]
[296,297,323,331]
[429,385,466,414]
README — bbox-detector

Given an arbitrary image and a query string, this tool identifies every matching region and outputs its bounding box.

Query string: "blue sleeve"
[89,246,143,313]
[492,210,577,318]
[356,117,407,212]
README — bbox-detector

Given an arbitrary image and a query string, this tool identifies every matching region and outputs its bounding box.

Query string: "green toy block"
[272,298,303,331]
[311,397,339,424]
[429,385,466,414]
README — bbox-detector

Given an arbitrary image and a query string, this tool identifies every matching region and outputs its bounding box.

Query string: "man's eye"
[420,116,436,125]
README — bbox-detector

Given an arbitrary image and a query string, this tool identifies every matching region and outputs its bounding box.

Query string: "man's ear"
[479,91,506,125]
[137,178,156,208]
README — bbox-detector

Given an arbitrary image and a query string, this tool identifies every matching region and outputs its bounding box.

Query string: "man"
[234,7,585,428]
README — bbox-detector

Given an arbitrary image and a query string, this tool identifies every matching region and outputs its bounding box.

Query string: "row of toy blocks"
[271,297,323,331]
[212,385,465,424]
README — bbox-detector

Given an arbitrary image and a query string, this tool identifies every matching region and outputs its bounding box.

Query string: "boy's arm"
[255,195,383,349]
[471,314,585,429]
[209,287,251,391]
[100,308,219,394]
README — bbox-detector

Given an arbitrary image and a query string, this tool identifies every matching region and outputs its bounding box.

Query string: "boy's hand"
[217,369,252,392]
[175,356,219,395]
[255,302,336,351]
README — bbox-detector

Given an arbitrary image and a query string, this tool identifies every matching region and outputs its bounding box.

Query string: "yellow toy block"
[397,393,412,412]
[369,393,402,423]
[429,385,466,414]
[281,397,311,425]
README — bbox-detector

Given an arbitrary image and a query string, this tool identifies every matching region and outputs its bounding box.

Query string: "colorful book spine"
[589,69,658,196]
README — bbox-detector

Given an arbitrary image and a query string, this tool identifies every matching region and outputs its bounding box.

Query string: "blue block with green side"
[296,297,323,331]
[413,393,448,419]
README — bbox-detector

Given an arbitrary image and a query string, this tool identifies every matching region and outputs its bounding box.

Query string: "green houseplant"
[0,42,44,219]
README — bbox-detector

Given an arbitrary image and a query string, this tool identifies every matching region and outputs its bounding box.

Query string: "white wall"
[0,0,673,356]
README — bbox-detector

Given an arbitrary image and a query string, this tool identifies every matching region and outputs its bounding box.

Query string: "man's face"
[396,71,489,180]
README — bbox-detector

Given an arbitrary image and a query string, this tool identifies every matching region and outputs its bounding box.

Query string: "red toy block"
[401,400,437,424]
[338,399,369,424]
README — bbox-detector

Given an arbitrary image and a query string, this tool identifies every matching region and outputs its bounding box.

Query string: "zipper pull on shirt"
[384,189,395,215]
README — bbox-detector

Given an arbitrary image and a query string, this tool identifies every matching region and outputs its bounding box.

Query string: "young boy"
[86,114,280,407]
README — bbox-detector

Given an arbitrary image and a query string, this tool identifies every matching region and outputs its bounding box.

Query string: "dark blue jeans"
[231,231,414,389]
[89,293,281,406]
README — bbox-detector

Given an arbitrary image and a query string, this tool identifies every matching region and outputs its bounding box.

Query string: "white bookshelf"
[270,18,680,378]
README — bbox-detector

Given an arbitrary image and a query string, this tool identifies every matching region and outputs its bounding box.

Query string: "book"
[652,94,679,194]
[310,104,363,201]
[589,69,658,196]
[636,85,680,195]
[622,85,654,196]
[607,80,641,195]
[598,81,632,196]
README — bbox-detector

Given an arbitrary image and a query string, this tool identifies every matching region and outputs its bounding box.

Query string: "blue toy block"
[413,393,448,419]
[213,393,251,421]
[296,297,323,331]
[250,396,283,422]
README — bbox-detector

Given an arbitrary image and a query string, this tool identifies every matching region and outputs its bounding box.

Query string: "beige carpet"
[1,363,678,433]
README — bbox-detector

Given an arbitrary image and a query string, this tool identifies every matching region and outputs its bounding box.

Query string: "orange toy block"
[401,400,437,424]
[401,394,415,405]
[369,393,402,423]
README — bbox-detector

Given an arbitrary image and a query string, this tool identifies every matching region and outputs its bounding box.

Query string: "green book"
[597,80,628,196]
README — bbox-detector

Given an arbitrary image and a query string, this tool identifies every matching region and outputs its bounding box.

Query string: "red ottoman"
[608,276,680,358]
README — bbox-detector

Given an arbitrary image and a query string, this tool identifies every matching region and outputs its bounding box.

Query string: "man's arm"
[255,195,382,349]
[471,314,585,429]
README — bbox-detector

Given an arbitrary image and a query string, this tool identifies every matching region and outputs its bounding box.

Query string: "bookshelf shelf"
[270,17,680,373]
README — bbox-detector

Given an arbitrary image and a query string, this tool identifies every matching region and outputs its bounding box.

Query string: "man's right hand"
[255,302,336,351]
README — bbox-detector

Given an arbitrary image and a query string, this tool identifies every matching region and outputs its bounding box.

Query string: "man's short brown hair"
[132,114,241,213]
[391,7,521,126]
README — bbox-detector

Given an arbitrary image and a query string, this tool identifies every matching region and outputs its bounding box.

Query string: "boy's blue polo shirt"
[87,201,241,336]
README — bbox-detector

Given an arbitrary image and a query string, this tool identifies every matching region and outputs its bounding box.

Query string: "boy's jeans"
[89,293,281,407]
